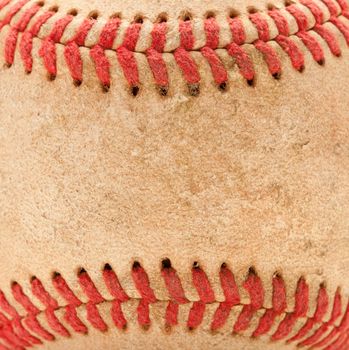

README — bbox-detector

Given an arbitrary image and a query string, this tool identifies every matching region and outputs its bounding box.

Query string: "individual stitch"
[90,17,121,90]
[103,264,129,330]
[131,262,157,329]
[64,18,95,85]
[4,3,41,66]
[187,264,215,330]
[272,277,309,341]
[146,21,169,94]
[201,16,228,87]
[161,259,188,328]
[211,263,240,331]
[39,15,74,79]
[116,21,141,92]
[78,270,108,332]
[252,273,286,337]
[19,11,55,73]
[233,268,264,333]
[298,289,342,347]
[174,18,201,95]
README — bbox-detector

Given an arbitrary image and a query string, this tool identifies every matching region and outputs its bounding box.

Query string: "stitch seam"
[0,0,348,95]
[0,261,348,350]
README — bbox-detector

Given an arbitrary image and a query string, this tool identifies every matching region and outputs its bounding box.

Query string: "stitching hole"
[157,13,168,23]
[205,11,216,19]
[247,6,259,14]
[49,5,59,12]
[181,11,192,21]
[131,86,140,96]
[68,8,78,16]
[88,11,99,20]
[134,14,144,24]
[247,78,255,86]
[162,258,172,269]
[229,9,240,18]
[132,261,141,269]
[218,81,228,92]
[104,263,112,271]
[36,1,45,6]
[110,12,121,19]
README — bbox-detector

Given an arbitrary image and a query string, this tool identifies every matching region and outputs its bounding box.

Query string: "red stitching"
[0,261,348,350]
[249,12,270,42]
[146,21,169,93]
[187,264,215,330]
[90,17,121,91]
[116,22,141,90]
[4,3,40,66]
[233,268,264,332]
[174,19,201,94]
[64,18,95,85]
[0,0,348,94]
[39,15,74,79]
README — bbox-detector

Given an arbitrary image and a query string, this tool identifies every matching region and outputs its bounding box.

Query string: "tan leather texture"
[0,0,348,349]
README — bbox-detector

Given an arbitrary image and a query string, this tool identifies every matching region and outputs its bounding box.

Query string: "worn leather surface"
[0,0,348,349]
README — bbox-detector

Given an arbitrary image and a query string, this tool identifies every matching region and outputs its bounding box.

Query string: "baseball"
[0,0,348,349]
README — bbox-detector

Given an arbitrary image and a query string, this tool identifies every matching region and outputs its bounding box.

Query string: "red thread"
[23,315,55,341]
[116,22,141,88]
[272,277,309,340]
[288,283,329,342]
[254,40,282,77]
[78,271,104,304]
[299,289,342,347]
[19,11,54,73]
[297,31,325,63]
[287,4,309,31]
[103,266,129,302]
[103,265,128,329]
[330,17,349,45]
[161,264,188,304]
[11,283,39,315]
[0,0,11,11]
[78,271,109,331]
[204,17,220,49]
[64,305,88,334]
[162,262,188,326]
[314,24,341,56]
[249,13,270,42]
[233,269,264,333]
[187,265,215,330]
[0,0,29,31]
[53,274,82,307]
[337,0,349,17]
[45,309,70,337]
[321,0,340,16]
[39,15,74,78]
[301,0,324,23]
[132,263,157,328]
[252,274,287,337]
[211,264,240,331]
[64,18,95,84]
[90,17,121,89]
[4,3,40,66]
[275,35,305,71]
[12,316,41,346]
[86,303,108,332]
[268,9,290,36]
[174,19,200,87]
[228,17,246,45]
[146,22,169,89]
[227,43,255,82]
[174,47,201,85]
[179,19,195,50]
[31,278,58,310]
[201,17,228,86]
[111,301,127,330]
